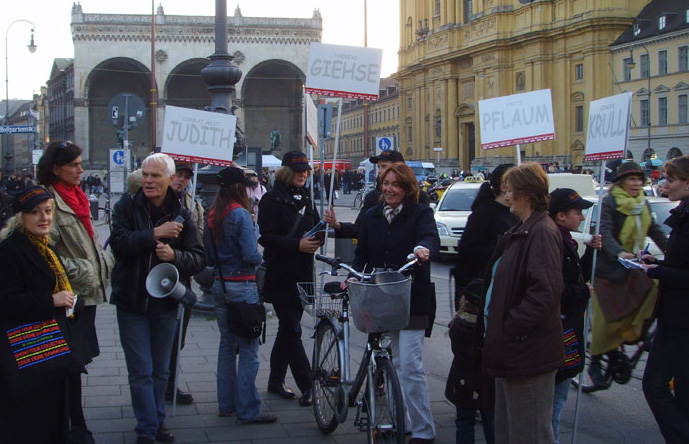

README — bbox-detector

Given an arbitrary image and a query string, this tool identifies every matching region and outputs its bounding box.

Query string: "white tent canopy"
[262,154,282,169]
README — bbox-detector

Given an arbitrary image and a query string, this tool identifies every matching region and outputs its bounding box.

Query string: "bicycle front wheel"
[312,321,342,434]
[367,357,405,444]
[353,192,363,208]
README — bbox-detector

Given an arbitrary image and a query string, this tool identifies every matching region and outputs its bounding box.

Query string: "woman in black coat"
[258,151,321,406]
[642,156,689,443]
[353,163,440,444]
[0,187,79,444]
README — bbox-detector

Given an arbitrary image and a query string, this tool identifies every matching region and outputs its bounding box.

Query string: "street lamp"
[628,44,652,172]
[4,19,37,173]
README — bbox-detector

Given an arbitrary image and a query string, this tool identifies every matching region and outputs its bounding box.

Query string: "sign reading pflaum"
[584,92,632,161]
[479,89,555,150]
[305,43,383,101]
[162,106,237,166]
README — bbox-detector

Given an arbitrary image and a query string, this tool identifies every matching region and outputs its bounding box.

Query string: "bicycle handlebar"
[315,253,418,280]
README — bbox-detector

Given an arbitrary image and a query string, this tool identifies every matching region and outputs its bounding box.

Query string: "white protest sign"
[305,43,383,101]
[584,92,632,161]
[162,106,237,165]
[479,89,555,149]
[305,93,320,149]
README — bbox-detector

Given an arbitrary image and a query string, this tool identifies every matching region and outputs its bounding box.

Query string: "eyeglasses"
[57,140,74,149]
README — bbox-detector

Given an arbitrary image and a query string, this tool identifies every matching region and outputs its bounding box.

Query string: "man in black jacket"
[548,188,600,444]
[110,153,205,444]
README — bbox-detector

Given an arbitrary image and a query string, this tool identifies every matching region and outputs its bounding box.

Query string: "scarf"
[610,185,651,253]
[53,181,94,239]
[383,204,402,224]
[25,231,73,294]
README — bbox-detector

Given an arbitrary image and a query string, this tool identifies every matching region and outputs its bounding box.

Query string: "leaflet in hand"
[302,220,334,241]
[617,257,645,270]
[66,294,79,318]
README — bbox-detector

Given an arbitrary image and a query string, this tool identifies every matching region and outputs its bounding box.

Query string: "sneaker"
[155,424,174,443]
[237,413,278,425]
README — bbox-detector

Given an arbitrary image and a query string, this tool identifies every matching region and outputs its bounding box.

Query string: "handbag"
[0,316,84,398]
[255,262,268,302]
[226,301,266,340]
[593,269,654,323]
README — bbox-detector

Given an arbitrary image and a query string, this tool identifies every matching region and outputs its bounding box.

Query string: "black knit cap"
[614,161,645,182]
[281,151,311,172]
[13,186,53,213]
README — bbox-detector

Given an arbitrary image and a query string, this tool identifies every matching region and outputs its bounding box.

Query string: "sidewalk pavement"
[85,190,463,444]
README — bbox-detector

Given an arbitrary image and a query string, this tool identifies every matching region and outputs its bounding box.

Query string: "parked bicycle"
[353,182,374,209]
[300,253,418,444]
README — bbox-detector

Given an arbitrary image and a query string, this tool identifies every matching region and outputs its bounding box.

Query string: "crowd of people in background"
[0,143,686,444]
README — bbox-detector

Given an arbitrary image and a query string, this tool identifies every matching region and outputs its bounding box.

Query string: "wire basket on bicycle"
[298,282,343,319]
[347,271,411,333]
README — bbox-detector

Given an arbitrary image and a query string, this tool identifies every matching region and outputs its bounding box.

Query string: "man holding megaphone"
[109,153,205,444]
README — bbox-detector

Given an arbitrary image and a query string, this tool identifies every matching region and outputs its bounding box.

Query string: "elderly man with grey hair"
[110,153,205,444]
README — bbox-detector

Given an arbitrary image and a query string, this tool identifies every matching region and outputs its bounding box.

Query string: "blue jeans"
[552,378,571,444]
[456,407,495,444]
[213,281,262,420]
[117,307,177,438]
[643,324,689,443]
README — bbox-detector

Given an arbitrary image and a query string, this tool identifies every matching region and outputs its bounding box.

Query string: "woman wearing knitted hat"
[585,161,667,392]
[0,186,80,443]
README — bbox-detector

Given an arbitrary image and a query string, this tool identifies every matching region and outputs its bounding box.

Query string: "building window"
[658,97,668,126]
[641,99,650,126]
[463,0,472,24]
[659,15,666,30]
[435,0,440,15]
[658,50,668,75]
[679,95,688,124]
[575,64,584,80]
[623,58,633,81]
[575,106,584,132]
[640,53,650,78]
[633,23,641,36]
[679,46,688,72]
[407,125,413,143]
[408,97,413,110]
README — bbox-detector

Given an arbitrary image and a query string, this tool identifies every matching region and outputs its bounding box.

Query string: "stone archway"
[166,59,212,110]
[85,58,153,167]
[242,60,305,154]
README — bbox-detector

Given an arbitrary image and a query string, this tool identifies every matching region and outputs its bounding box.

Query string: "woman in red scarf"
[37,141,114,444]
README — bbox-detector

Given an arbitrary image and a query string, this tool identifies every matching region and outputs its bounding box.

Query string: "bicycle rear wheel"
[354,191,363,208]
[366,357,405,444]
[312,321,342,434]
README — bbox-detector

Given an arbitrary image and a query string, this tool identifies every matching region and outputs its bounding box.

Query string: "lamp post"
[4,19,37,174]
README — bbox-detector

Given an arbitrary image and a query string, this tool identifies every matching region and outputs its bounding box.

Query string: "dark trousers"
[456,407,495,444]
[269,300,311,393]
[643,324,689,444]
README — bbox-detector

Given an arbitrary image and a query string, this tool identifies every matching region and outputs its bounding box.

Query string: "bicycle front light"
[377,333,392,350]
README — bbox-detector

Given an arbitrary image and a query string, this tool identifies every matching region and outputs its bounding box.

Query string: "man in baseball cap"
[369,150,405,164]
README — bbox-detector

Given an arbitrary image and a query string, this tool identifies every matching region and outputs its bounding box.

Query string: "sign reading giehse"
[584,92,632,161]
[479,89,555,150]
[305,43,383,101]
[161,106,237,166]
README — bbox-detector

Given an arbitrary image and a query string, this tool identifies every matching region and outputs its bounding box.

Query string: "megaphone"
[146,263,186,300]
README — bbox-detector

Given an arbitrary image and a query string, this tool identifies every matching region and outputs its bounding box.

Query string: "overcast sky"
[2,0,400,100]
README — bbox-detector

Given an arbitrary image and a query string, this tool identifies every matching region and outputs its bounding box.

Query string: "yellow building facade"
[397,0,649,170]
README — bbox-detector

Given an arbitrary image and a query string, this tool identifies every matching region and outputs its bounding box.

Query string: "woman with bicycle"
[258,151,321,407]
[37,140,114,444]
[353,162,439,444]
[641,156,689,443]
[587,161,667,392]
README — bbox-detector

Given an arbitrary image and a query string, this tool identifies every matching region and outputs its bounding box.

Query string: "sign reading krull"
[305,43,383,101]
[162,106,237,166]
[479,89,555,150]
[584,92,632,161]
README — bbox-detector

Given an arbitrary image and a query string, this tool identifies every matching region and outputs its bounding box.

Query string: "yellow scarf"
[610,185,651,253]
[25,231,73,294]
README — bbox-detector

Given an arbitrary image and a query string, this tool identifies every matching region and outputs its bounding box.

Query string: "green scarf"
[610,185,651,253]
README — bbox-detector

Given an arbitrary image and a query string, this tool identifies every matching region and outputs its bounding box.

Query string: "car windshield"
[439,188,479,211]
[409,166,425,175]
[579,200,676,235]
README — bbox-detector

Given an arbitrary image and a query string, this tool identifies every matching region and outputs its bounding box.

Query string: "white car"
[571,195,676,258]
[433,181,483,256]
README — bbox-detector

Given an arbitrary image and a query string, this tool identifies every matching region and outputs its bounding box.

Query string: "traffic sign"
[433,147,443,152]
[110,149,127,171]
[0,125,36,134]
[108,93,146,130]
[377,137,393,151]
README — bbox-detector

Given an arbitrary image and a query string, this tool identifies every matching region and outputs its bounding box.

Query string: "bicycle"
[353,182,374,209]
[299,254,418,443]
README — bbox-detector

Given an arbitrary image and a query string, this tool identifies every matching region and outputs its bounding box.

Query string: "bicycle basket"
[297,282,342,318]
[347,272,411,333]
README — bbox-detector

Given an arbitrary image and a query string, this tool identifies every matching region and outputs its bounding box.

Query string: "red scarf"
[207,202,243,231]
[53,181,94,239]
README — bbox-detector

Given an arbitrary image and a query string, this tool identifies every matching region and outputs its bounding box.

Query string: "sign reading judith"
[305,43,383,101]
[162,106,237,166]
[479,89,555,149]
